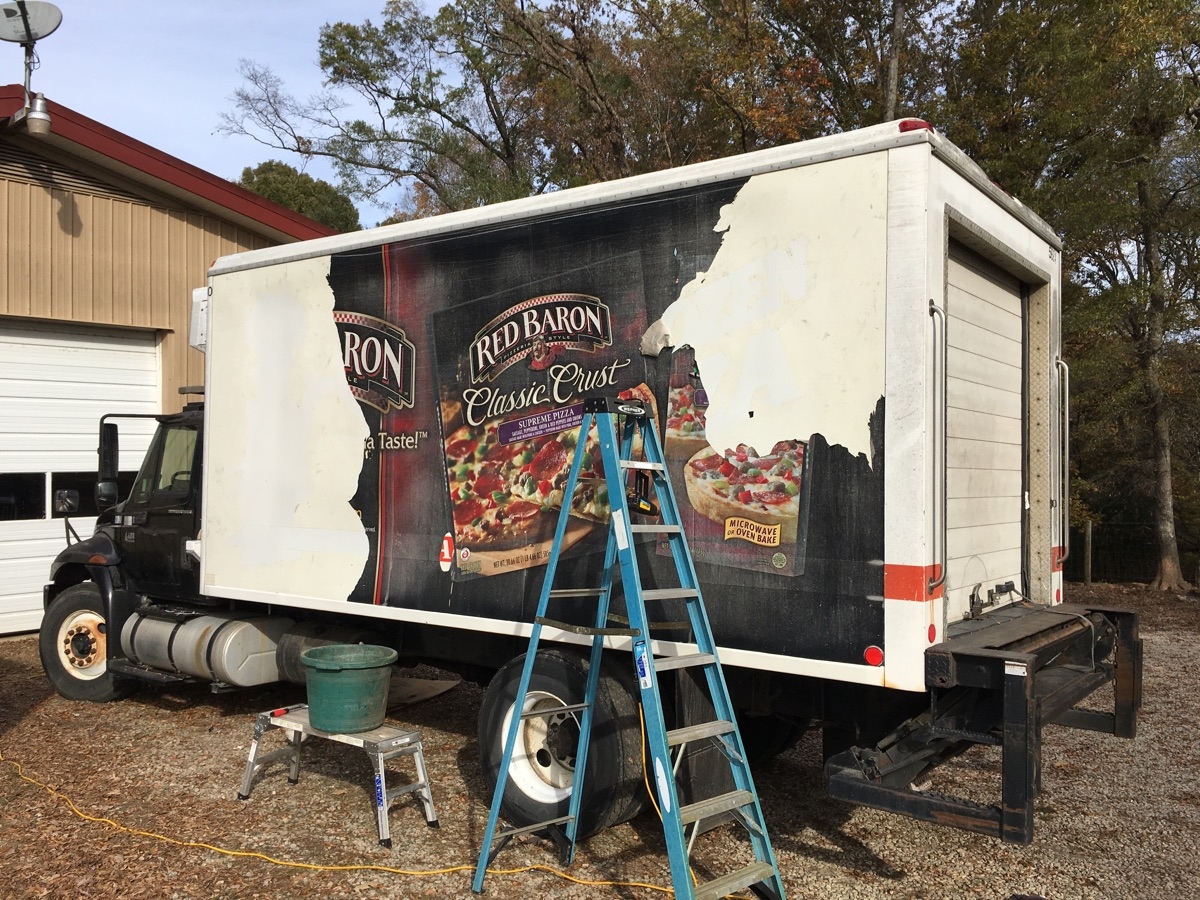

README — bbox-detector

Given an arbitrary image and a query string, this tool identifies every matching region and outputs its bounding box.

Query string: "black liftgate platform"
[826,601,1142,843]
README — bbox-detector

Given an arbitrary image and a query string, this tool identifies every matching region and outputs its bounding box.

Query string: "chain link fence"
[1066,521,1200,585]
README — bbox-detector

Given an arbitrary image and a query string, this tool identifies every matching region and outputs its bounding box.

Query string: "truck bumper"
[825,601,1142,843]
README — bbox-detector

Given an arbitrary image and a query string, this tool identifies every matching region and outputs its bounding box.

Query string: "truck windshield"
[129,425,198,507]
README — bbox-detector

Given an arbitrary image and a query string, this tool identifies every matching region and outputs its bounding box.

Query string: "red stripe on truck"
[884,564,944,600]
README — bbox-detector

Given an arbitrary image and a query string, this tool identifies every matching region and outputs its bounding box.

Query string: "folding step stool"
[237,704,438,847]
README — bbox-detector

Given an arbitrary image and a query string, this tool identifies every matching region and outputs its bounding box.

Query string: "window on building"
[0,473,46,521]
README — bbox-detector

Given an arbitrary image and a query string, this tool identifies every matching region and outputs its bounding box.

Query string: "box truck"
[41,119,1141,843]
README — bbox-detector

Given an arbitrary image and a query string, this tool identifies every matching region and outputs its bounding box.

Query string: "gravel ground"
[1,582,1197,900]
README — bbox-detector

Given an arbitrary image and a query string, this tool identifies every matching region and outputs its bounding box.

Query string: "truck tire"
[478,648,644,839]
[39,583,127,702]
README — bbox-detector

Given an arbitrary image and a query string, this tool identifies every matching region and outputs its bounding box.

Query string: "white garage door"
[945,245,1025,621]
[0,319,159,634]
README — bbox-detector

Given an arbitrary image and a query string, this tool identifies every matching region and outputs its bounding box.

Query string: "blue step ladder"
[472,397,785,900]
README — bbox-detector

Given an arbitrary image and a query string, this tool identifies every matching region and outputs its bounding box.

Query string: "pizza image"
[442,385,657,551]
[683,441,805,543]
[444,419,604,549]
[664,383,708,457]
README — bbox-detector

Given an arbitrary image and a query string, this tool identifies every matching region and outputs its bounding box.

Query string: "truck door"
[944,243,1026,620]
[115,422,201,600]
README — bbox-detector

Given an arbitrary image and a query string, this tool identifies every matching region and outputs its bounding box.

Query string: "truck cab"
[105,408,203,602]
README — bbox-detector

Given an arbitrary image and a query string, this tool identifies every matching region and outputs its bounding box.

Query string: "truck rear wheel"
[39,583,127,702]
[478,648,644,839]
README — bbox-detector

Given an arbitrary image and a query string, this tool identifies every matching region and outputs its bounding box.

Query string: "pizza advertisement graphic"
[431,255,655,579]
[661,348,812,577]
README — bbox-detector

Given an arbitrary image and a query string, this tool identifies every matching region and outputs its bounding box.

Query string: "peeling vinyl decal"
[653,155,887,459]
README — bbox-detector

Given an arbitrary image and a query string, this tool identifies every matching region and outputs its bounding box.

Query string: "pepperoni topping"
[689,454,724,473]
[473,473,504,495]
[506,499,541,520]
[752,490,792,505]
[485,442,520,463]
[453,498,485,526]
[529,439,568,481]
[729,472,768,485]
[446,438,478,460]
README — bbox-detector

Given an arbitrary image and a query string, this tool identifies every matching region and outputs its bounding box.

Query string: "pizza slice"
[683,440,805,544]
[665,383,708,457]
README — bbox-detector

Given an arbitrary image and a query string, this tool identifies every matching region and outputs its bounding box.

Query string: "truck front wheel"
[39,583,127,702]
[478,648,644,839]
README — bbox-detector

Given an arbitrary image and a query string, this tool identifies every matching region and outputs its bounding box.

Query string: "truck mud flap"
[825,602,1142,843]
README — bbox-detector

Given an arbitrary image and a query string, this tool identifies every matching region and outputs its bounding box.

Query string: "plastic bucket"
[300,643,398,733]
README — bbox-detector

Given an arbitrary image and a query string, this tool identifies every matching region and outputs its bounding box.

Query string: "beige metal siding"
[0,163,272,411]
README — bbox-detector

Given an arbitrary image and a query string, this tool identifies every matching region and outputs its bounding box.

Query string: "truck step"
[108,658,194,685]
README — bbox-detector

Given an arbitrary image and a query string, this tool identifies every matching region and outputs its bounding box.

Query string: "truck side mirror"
[95,481,119,512]
[99,422,119,481]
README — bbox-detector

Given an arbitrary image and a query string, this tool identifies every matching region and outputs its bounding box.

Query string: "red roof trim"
[1,85,335,242]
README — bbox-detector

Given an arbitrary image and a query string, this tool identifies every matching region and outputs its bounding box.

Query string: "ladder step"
[534,616,638,636]
[521,702,589,721]
[642,588,699,602]
[630,524,682,534]
[693,862,778,900]
[497,815,573,841]
[680,789,757,826]
[647,620,692,632]
[548,588,606,598]
[619,459,665,471]
[654,652,716,672]
[607,613,689,632]
[667,719,736,746]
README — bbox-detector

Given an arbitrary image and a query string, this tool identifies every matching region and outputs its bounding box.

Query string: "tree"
[220,0,840,214]
[932,0,1200,590]
[238,160,361,232]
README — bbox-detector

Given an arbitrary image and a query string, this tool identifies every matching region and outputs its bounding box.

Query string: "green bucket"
[300,643,398,733]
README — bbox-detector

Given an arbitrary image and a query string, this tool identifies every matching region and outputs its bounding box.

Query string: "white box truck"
[42,119,1141,843]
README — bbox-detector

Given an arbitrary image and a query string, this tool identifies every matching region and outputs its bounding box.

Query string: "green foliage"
[221,0,1200,579]
[238,160,361,232]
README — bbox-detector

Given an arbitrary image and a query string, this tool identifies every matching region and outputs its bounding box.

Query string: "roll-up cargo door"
[945,244,1025,621]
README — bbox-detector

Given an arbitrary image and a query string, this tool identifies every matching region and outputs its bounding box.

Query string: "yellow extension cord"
[0,705,756,898]
[0,749,672,895]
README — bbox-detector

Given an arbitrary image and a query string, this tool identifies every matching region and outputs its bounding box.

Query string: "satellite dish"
[0,1,62,44]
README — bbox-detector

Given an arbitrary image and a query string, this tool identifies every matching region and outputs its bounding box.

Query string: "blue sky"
[2,1,393,222]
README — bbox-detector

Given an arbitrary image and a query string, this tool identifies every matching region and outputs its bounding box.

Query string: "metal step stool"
[237,704,439,847]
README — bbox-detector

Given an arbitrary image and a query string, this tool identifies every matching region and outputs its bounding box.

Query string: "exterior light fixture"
[1,1,63,136]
